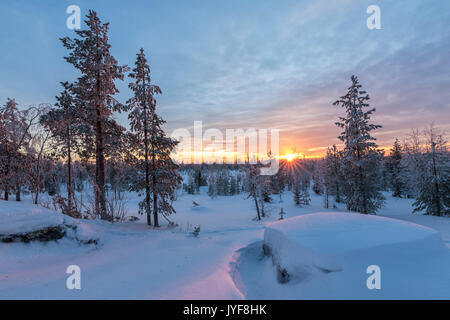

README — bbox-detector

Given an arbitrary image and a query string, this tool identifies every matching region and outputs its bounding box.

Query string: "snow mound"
[0,200,98,244]
[263,212,442,282]
[0,201,66,235]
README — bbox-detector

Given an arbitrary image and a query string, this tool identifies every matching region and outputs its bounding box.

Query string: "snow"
[264,216,343,280]
[0,200,99,244]
[264,212,442,256]
[260,212,446,294]
[0,190,449,299]
[0,201,66,235]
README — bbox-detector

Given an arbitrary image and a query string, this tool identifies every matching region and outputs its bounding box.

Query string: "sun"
[285,153,296,161]
[281,153,301,161]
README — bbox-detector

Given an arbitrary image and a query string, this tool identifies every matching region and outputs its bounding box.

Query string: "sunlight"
[280,153,301,161]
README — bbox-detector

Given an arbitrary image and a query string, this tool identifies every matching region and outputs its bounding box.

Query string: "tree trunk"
[15,184,21,201]
[96,107,108,220]
[431,143,441,216]
[153,188,158,227]
[34,131,50,205]
[356,146,367,214]
[335,182,340,203]
[4,156,10,201]
[254,195,261,220]
[143,79,152,226]
[152,151,159,227]
[145,183,151,226]
[67,129,73,208]
[34,190,39,205]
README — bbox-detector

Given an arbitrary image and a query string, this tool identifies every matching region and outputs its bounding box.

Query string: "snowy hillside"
[262,212,443,283]
[1,191,449,299]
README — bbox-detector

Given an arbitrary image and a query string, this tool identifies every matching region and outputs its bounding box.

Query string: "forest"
[0,11,449,229]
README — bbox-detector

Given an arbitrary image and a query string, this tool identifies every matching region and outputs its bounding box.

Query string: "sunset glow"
[280,153,302,161]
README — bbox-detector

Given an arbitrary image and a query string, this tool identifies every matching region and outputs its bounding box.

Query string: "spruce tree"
[386,138,404,197]
[127,48,182,227]
[61,10,128,220]
[412,125,450,216]
[333,75,385,214]
[401,129,424,198]
[324,145,342,203]
[312,162,324,195]
[229,175,237,195]
[293,183,301,205]
[299,177,311,206]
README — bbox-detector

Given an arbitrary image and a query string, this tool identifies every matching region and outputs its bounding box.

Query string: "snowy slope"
[1,191,449,299]
[256,212,447,296]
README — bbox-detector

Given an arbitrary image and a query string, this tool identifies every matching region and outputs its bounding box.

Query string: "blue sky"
[1,0,449,156]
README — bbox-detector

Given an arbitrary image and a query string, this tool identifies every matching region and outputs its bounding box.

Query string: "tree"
[323,145,342,203]
[312,161,324,195]
[40,82,81,208]
[293,183,301,205]
[412,125,450,216]
[293,177,310,206]
[246,165,262,220]
[1,98,25,200]
[207,170,218,198]
[386,138,404,197]
[127,48,181,227]
[333,75,385,214]
[0,110,10,198]
[229,175,238,195]
[29,113,52,205]
[0,99,42,201]
[61,10,128,220]
[401,129,424,198]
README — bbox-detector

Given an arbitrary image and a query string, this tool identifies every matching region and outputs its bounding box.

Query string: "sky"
[0,0,449,159]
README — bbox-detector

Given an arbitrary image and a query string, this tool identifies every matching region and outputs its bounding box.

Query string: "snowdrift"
[263,212,442,283]
[0,200,98,244]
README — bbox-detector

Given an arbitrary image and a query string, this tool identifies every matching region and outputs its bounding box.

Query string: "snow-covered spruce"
[401,125,450,216]
[333,75,385,214]
[127,48,182,227]
[61,10,128,221]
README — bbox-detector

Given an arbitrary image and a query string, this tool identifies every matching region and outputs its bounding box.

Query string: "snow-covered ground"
[0,189,449,299]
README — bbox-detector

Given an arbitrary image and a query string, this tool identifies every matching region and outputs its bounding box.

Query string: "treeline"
[179,160,314,220]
